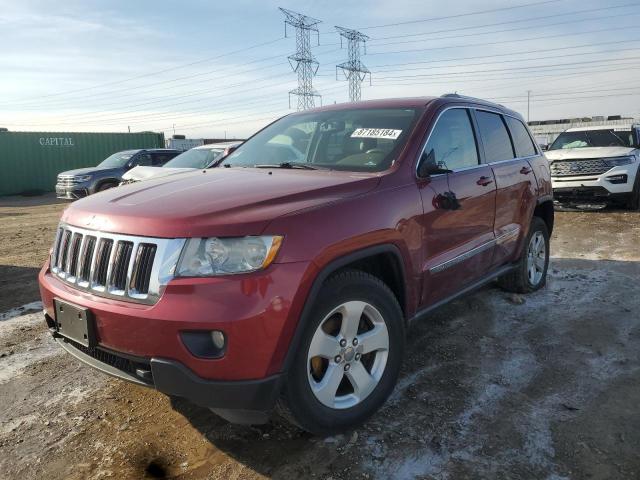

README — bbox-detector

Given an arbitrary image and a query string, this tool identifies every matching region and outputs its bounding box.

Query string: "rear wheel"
[626,169,640,210]
[498,216,550,293]
[278,270,404,436]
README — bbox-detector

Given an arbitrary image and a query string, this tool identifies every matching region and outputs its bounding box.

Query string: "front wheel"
[498,216,550,293]
[278,270,405,436]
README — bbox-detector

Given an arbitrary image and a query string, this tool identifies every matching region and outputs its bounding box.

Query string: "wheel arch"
[534,198,554,235]
[281,244,408,373]
[95,178,120,191]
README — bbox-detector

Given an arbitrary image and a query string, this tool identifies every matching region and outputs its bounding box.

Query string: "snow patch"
[0,301,43,321]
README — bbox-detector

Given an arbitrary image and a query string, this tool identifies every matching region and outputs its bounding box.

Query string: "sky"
[1,0,639,138]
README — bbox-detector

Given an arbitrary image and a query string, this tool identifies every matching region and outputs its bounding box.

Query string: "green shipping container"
[0,131,165,196]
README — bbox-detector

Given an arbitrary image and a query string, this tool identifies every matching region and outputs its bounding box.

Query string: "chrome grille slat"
[49,223,185,305]
[51,228,64,268]
[57,230,72,273]
[78,236,97,284]
[66,233,83,279]
[109,241,134,292]
[93,239,114,288]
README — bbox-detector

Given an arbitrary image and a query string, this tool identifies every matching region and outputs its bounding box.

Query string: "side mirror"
[633,125,640,148]
[417,149,452,177]
[223,145,239,157]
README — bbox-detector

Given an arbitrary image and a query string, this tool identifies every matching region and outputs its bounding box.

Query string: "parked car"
[39,95,553,435]
[120,142,241,185]
[55,148,180,199]
[545,125,640,209]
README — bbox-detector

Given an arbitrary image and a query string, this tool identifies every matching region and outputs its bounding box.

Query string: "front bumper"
[55,183,90,200]
[551,164,638,203]
[47,327,282,421]
[39,260,311,380]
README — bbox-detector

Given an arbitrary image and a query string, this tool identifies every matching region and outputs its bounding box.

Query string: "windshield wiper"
[254,162,321,170]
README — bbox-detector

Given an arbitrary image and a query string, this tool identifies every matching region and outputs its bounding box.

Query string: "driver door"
[417,107,497,306]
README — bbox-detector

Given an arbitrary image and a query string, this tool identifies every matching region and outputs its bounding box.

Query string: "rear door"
[473,110,538,268]
[417,107,497,306]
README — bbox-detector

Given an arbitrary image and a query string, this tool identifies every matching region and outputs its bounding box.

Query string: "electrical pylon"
[335,26,370,102]
[279,8,322,111]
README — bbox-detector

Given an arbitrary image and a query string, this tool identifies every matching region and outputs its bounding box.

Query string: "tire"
[278,270,405,436]
[498,216,550,293]
[97,182,116,192]
[626,169,640,210]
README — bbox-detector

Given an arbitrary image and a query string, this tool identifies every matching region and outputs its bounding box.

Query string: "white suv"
[545,125,640,209]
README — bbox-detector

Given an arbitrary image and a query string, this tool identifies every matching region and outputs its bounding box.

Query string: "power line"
[366,2,639,41]
[372,66,640,92]
[370,46,640,73]
[367,18,639,49]
[322,0,566,33]
[0,37,286,106]
[371,57,640,81]
[367,30,640,56]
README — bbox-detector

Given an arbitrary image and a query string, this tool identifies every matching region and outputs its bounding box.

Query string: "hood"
[121,166,195,182]
[545,146,636,161]
[62,167,380,238]
[58,166,122,177]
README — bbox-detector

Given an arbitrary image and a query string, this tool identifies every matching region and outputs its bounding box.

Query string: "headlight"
[176,236,283,277]
[604,156,635,167]
[74,175,92,182]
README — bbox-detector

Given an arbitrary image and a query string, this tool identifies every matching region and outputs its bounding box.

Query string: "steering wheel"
[365,148,385,155]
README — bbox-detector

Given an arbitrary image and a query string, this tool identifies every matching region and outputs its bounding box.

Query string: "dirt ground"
[0,194,639,480]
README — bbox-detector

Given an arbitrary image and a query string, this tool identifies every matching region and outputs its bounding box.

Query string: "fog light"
[211,330,225,349]
[606,174,628,184]
[180,330,226,359]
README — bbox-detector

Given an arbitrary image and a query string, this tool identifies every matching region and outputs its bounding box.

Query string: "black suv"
[55,149,180,199]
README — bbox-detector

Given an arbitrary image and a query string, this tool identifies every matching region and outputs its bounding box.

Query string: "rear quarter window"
[505,116,537,157]
[475,111,515,163]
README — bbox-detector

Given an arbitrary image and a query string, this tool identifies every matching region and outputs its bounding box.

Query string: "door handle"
[476,176,494,186]
[520,166,533,175]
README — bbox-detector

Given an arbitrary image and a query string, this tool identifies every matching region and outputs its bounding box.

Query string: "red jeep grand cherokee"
[39,95,553,435]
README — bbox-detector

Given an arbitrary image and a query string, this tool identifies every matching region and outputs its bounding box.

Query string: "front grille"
[57,176,80,187]
[50,223,185,305]
[550,159,613,177]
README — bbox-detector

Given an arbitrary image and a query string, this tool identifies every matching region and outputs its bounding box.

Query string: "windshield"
[98,151,136,168]
[163,148,225,169]
[222,107,421,172]
[549,129,634,150]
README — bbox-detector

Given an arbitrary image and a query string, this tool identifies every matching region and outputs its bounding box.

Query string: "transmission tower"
[335,26,370,102]
[279,8,322,111]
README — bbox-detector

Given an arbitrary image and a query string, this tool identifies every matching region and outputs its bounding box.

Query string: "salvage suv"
[546,124,640,209]
[39,96,553,435]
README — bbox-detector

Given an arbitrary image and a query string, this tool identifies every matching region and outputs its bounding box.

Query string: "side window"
[134,153,153,167]
[475,111,515,163]
[151,153,173,166]
[505,116,537,157]
[420,108,479,173]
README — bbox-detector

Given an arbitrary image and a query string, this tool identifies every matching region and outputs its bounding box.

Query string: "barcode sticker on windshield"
[351,128,402,140]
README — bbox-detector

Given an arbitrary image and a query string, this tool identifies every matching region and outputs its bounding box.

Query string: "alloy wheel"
[526,231,546,286]
[307,301,389,409]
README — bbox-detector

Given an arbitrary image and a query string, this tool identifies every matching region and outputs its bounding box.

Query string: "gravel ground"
[0,194,639,480]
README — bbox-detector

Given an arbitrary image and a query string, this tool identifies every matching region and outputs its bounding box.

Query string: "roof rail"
[441,93,504,107]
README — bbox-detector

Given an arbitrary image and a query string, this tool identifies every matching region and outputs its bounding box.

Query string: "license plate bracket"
[53,298,97,348]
